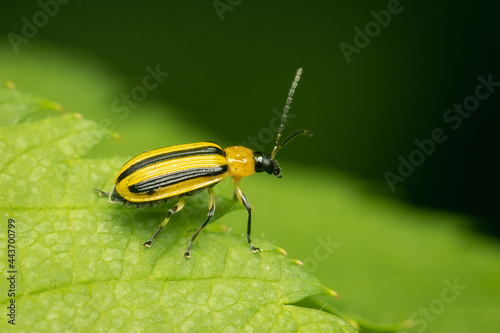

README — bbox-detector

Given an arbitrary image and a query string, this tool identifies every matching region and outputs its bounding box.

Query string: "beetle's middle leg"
[184,188,216,258]
[143,198,185,247]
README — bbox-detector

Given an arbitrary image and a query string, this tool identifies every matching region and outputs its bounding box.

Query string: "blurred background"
[1,1,498,230]
[1,1,499,331]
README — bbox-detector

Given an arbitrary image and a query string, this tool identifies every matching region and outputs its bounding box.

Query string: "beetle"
[95,68,311,258]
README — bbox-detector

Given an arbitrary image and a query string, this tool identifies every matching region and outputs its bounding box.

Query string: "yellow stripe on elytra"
[115,148,229,203]
[116,141,222,178]
[126,154,227,186]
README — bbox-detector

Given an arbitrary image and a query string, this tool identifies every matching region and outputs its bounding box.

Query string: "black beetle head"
[254,152,281,178]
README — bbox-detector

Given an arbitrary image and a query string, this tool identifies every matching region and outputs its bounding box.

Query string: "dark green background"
[1,1,498,229]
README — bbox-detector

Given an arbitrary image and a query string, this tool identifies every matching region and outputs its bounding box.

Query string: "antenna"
[272,129,313,158]
[271,68,305,159]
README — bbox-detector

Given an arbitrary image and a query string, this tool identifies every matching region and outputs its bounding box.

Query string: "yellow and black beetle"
[95,68,311,258]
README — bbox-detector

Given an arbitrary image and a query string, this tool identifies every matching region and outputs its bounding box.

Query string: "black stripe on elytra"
[128,165,229,194]
[117,145,225,183]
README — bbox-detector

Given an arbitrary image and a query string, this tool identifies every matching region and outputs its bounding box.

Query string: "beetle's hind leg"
[94,188,110,197]
[184,188,216,258]
[143,198,186,247]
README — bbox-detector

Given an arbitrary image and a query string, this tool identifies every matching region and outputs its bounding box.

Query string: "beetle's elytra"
[95,68,311,258]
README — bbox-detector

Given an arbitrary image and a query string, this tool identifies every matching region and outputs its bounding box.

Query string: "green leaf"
[0,86,356,332]
[0,81,63,127]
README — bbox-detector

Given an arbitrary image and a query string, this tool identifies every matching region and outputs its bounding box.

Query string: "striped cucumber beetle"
[95,68,311,258]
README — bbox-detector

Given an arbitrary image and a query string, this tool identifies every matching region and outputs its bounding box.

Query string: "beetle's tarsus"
[251,246,262,253]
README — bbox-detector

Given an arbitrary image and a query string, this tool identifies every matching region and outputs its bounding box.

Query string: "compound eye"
[262,158,274,174]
